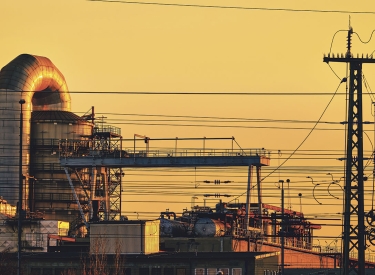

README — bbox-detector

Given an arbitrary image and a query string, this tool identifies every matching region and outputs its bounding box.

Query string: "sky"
[2,0,375,251]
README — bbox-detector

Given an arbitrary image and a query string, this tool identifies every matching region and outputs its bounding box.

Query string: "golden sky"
[2,0,375,247]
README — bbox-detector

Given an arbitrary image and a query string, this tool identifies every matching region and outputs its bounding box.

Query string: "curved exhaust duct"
[0,54,71,206]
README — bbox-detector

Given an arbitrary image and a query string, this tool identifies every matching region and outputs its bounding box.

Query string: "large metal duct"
[0,54,71,207]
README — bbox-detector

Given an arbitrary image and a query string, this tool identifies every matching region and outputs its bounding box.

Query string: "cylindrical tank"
[159,218,188,237]
[30,110,92,221]
[264,220,272,242]
[0,54,70,207]
[194,218,225,237]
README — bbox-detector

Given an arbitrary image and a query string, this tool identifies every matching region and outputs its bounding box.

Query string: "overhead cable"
[88,0,375,14]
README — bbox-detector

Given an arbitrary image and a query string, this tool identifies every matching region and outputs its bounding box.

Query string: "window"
[140,268,149,275]
[176,268,186,275]
[232,268,242,275]
[208,268,229,275]
[54,268,66,275]
[109,268,122,275]
[164,268,174,275]
[25,232,44,248]
[152,268,162,275]
[108,268,127,275]
[30,268,41,275]
[195,268,205,275]
[42,268,53,275]
[218,268,229,275]
[59,268,77,275]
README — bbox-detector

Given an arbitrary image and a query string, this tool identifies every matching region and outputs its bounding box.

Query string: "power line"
[354,30,375,44]
[5,91,372,95]
[91,112,342,124]
[88,0,375,14]
[264,81,344,181]
[103,121,345,131]
[228,80,345,203]
[47,91,375,95]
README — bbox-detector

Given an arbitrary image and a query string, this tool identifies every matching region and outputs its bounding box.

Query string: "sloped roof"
[31,110,86,124]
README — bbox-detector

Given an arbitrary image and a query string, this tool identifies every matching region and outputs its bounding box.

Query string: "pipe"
[0,54,71,206]
[0,54,70,111]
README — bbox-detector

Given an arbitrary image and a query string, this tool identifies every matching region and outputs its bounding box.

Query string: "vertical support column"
[323,36,375,273]
[18,98,25,275]
[64,168,89,230]
[90,167,96,220]
[108,167,123,220]
[245,165,253,230]
[74,169,93,220]
[343,61,365,275]
[94,166,108,220]
[103,168,110,221]
[256,166,262,230]
[280,180,285,275]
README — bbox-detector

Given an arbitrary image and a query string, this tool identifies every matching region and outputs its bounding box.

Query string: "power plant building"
[0,53,370,274]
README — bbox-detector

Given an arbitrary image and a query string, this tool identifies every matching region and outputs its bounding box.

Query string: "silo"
[0,54,70,209]
[30,110,92,221]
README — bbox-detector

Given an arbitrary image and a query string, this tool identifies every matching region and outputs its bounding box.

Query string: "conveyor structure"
[59,136,270,232]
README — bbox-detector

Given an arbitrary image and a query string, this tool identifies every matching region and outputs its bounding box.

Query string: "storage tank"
[0,54,70,208]
[194,218,225,237]
[30,110,92,221]
[159,218,188,237]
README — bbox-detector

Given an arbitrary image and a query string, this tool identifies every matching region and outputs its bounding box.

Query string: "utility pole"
[279,179,285,275]
[278,179,289,275]
[323,27,375,275]
[18,98,25,275]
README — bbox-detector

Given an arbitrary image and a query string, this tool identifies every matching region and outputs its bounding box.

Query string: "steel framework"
[323,27,375,275]
[60,137,270,233]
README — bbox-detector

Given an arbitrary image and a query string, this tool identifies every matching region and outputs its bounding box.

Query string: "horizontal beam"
[323,56,375,64]
[60,155,270,168]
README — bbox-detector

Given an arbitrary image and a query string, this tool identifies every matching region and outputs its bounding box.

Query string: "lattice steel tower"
[324,27,375,275]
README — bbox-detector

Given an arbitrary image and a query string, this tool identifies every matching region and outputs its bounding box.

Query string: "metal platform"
[60,149,270,168]
[58,138,271,227]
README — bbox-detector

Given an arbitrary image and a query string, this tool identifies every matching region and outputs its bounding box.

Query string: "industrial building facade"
[2,251,279,275]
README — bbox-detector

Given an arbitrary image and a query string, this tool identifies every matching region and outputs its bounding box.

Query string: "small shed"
[90,220,160,254]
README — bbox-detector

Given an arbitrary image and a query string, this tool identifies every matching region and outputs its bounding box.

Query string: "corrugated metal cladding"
[0,54,70,111]
[32,111,86,123]
[30,111,93,222]
[90,221,160,254]
[0,53,71,207]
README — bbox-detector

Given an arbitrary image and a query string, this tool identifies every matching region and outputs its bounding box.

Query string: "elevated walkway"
[58,137,270,228]
[59,136,270,168]
[60,148,270,168]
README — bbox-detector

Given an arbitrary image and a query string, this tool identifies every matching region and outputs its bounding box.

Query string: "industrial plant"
[0,48,374,274]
